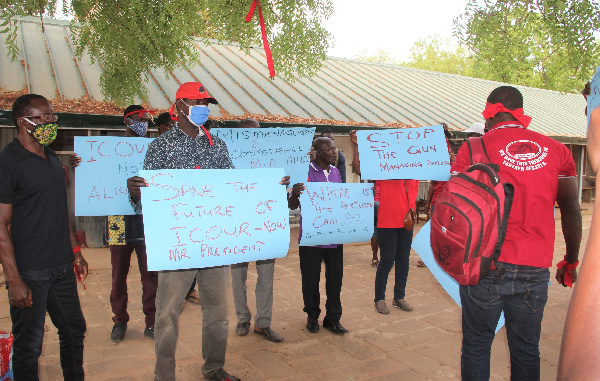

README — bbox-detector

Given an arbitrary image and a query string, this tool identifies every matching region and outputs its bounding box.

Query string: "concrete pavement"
[0,210,592,380]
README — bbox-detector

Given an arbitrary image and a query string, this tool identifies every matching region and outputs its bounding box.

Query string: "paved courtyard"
[0,210,592,380]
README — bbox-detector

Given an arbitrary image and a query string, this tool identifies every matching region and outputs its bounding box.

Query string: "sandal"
[417,260,426,268]
[371,259,379,267]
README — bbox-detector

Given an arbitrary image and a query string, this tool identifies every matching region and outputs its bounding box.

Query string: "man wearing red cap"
[127,82,239,381]
[451,86,582,380]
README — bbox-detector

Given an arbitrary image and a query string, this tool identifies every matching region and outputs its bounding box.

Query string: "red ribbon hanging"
[556,256,579,288]
[245,0,276,78]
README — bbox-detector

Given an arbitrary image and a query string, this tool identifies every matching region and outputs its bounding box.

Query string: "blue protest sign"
[356,126,450,181]
[212,128,315,185]
[412,221,505,333]
[74,136,154,216]
[139,168,290,271]
[588,66,600,126]
[298,182,373,246]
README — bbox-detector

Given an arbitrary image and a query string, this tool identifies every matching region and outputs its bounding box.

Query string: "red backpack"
[430,137,514,285]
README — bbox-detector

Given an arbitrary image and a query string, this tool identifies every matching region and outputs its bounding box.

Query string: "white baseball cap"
[464,122,485,135]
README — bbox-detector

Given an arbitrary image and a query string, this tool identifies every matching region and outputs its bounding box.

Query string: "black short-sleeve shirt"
[0,139,73,271]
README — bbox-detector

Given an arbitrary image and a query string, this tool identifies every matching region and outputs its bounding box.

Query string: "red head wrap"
[482,102,532,128]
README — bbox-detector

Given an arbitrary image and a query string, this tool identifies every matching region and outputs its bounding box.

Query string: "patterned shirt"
[133,123,233,211]
[143,123,233,171]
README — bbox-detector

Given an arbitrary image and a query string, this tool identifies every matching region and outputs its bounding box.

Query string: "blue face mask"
[127,119,148,136]
[183,101,210,126]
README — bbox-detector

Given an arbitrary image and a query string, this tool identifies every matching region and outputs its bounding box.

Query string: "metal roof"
[0,17,588,138]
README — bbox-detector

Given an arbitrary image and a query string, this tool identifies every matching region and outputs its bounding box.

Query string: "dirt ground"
[0,208,593,380]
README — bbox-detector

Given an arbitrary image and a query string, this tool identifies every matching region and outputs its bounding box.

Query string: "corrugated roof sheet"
[0,17,587,138]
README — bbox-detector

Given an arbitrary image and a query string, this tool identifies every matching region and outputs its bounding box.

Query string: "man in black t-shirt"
[0,94,88,380]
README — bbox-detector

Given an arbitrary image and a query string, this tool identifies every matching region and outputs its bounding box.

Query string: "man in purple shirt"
[288,137,348,334]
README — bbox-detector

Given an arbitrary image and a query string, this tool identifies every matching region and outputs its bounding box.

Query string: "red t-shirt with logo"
[377,179,419,228]
[450,123,576,268]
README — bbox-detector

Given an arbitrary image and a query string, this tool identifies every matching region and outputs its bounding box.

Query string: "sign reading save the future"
[211,127,315,185]
[299,183,373,246]
[588,66,600,125]
[74,136,154,216]
[139,168,290,271]
[356,125,450,181]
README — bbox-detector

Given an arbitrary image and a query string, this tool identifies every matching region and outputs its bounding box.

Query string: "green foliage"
[355,49,400,65]
[402,35,474,77]
[1,1,69,59]
[355,37,474,78]
[454,0,600,93]
[1,0,333,105]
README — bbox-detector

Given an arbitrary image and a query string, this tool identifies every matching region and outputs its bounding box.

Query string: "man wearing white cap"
[463,122,485,138]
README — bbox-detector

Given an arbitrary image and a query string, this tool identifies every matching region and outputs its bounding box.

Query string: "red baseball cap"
[175,82,218,104]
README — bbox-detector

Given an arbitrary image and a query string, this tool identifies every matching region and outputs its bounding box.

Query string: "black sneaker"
[111,322,127,342]
[208,368,240,381]
[144,326,154,340]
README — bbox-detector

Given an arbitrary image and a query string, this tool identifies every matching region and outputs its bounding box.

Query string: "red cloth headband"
[482,102,532,128]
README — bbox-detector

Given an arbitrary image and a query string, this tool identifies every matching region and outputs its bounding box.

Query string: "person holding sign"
[109,105,158,342]
[321,129,347,182]
[350,130,419,315]
[230,118,284,342]
[127,82,238,381]
[72,105,159,342]
[0,94,87,380]
[288,137,349,335]
[452,86,581,380]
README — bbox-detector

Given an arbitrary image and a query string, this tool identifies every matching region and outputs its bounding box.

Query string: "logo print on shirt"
[499,140,549,172]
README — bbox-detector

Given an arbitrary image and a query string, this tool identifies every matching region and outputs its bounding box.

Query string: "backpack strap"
[466,137,492,165]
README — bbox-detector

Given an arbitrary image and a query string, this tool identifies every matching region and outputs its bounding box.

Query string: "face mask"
[182,101,210,126]
[23,118,58,146]
[127,119,148,136]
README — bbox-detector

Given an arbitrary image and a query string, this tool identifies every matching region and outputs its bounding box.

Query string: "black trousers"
[299,245,343,322]
[10,262,86,381]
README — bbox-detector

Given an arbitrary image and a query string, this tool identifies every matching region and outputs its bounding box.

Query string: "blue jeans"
[9,262,86,381]
[460,262,549,381]
[374,227,413,301]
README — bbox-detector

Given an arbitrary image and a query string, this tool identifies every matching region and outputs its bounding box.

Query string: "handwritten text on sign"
[139,168,290,271]
[212,127,316,185]
[588,66,600,126]
[74,136,154,216]
[356,126,450,181]
[299,183,373,246]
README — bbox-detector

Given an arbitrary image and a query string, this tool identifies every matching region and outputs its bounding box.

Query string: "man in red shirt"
[451,86,581,380]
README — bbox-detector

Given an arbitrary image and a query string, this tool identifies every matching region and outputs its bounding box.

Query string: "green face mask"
[24,118,58,146]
